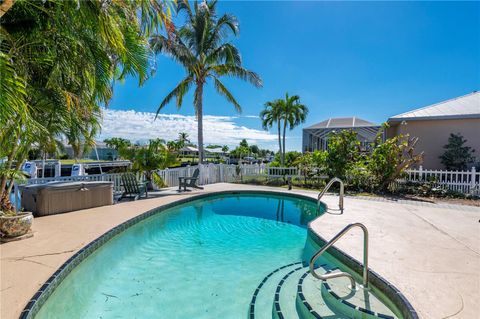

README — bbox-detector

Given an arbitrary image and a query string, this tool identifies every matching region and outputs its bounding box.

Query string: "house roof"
[205,147,224,154]
[389,91,480,122]
[180,146,199,152]
[304,117,379,130]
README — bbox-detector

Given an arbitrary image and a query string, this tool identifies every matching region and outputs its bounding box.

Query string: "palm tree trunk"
[6,158,24,195]
[277,120,283,165]
[0,153,14,200]
[282,119,287,166]
[0,137,20,201]
[196,84,205,164]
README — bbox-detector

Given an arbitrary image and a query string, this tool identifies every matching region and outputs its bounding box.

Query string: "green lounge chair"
[120,173,148,200]
[178,168,203,191]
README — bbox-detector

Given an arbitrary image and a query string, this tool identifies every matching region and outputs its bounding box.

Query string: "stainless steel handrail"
[318,177,344,212]
[309,222,369,289]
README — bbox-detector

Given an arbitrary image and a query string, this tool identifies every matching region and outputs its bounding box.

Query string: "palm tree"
[150,0,262,163]
[260,93,308,165]
[178,132,190,147]
[260,100,284,163]
[0,0,171,210]
[280,93,308,165]
[132,139,178,189]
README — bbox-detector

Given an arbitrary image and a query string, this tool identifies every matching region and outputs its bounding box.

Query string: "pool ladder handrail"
[309,222,369,290]
[318,177,344,213]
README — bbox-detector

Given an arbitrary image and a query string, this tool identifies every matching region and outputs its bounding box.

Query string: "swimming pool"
[29,192,412,319]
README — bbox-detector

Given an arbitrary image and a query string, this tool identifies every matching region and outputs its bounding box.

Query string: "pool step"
[249,262,304,319]
[271,264,306,319]
[298,272,398,319]
[272,264,346,319]
[296,269,346,319]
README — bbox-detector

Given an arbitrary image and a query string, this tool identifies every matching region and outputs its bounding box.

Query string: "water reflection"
[210,194,322,228]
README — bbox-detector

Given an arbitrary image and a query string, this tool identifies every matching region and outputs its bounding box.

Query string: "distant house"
[64,141,118,161]
[302,117,381,152]
[179,146,199,157]
[387,91,480,169]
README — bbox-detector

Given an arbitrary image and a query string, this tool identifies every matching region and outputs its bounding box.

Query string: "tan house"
[387,91,480,169]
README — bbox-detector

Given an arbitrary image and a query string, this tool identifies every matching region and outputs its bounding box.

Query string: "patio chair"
[120,173,148,200]
[178,168,203,191]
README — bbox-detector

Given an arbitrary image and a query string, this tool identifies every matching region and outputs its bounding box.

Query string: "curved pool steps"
[249,262,303,319]
[295,268,346,319]
[271,264,307,319]
[298,271,398,319]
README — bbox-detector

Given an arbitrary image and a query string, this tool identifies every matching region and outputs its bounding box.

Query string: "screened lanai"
[302,117,382,152]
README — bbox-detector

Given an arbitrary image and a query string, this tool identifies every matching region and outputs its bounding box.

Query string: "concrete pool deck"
[1,183,479,319]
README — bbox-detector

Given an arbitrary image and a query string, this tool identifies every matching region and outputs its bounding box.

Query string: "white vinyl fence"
[16,164,480,197]
[399,166,479,195]
[156,163,270,187]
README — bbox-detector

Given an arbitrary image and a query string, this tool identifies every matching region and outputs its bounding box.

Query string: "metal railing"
[309,222,369,289]
[318,177,344,213]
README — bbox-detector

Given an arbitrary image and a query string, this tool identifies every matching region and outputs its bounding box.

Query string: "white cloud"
[99,109,276,148]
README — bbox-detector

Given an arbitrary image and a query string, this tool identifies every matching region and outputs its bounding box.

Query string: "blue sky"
[103,1,480,150]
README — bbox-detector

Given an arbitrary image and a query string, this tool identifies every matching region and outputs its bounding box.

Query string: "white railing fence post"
[471,166,476,194]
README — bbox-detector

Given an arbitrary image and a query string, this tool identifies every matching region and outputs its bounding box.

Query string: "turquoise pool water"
[35,193,323,319]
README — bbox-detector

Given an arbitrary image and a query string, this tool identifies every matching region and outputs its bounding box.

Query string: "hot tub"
[21,181,113,216]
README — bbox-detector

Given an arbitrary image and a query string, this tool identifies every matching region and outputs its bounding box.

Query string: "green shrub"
[346,161,374,192]
[326,130,360,179]
[270,151,302,167]
[439,133,476,170]
[367,131,423,190]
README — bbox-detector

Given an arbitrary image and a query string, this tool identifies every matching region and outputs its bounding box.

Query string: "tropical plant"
[104,138,129,150]
[249,145,260,155]
[239,139,249,148]
[270,151,302,167]
[294,152,314,185]
[230,146,250,160]
[0,0,171,210]
[280,93,308,165]
[151,0,262,163]
[131,139,178,189]
[367,133,423,189]
[325,130,360,179]
[178,132,190,146]
[260,99,284,163]
[439,133,476,170]
[0,163,28,213]
[311,150,328,171]
[261,93,308,165]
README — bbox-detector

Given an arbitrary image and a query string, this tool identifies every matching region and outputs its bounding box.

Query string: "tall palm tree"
[280,93,308,165]
[260,93,308,165]
[150,0,262,163]
[260,100,283,162]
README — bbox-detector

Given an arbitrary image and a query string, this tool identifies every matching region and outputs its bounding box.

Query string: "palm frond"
[211,64,262,87]
[156,76,194,117]
[212,76,241,112]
